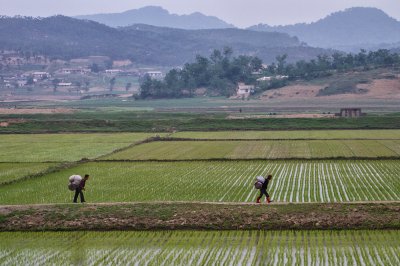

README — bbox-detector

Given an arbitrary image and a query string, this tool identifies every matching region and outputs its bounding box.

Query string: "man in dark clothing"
[256,175,273,204]
[73,174,89,203]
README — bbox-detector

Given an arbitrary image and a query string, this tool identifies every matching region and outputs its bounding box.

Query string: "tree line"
[140,48,400,99]
[267,49,400,79]
[140,47,262,98]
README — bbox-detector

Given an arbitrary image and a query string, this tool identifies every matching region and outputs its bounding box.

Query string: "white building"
[236,83,255,98]
[257,75,288,82]
[32,72,49,79]
[58,82,73,87]
[60,68,91,75]
[105,69,122,74]
[146,71,163,79]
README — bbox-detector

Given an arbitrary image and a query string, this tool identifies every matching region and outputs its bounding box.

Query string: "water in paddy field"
[1,230,399,265]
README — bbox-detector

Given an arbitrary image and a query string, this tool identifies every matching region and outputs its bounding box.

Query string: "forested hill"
[0,16,127,59]
[0,15,330,66]
[248,7,400,51]
[76,6,234,29]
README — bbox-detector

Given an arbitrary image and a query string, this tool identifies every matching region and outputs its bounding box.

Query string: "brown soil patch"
[0,108,74,114]
[261,78,400,100]
[1,202,399,231]
[88,86,108,93]
[0,119,26,127]
[356,79,400,99]
[261,85,322,100]
[0,95,81,102]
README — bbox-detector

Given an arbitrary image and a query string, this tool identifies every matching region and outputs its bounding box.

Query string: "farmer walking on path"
[255,174,273,204]
[73,174,90,203]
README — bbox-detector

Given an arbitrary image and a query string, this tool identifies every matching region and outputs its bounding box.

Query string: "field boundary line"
[161,137,400,141]
[0,162,80,187]
[95,136,162,160]
[2,200,399,208]
[95,157,400,162]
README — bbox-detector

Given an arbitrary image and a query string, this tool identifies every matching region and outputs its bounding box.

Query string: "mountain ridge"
[248,7,400,51]
[0,15,331,66]
[75,6,235,29]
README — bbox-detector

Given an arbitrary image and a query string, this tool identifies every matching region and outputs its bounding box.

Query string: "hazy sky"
[1,0,399,27]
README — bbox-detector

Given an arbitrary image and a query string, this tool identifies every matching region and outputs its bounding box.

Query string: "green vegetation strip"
[0,133,158,162]
[0,229,399,265]
[2,114,400,133]
[104,140,400,160]
[1,202,399,231]
[172,129,400,140]
[0,160,398,204]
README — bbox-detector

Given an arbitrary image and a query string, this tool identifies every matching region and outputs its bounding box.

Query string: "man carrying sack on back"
[70,174,90,203]
[255,174,273,204]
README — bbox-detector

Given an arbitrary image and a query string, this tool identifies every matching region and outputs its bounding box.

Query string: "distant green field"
[0,163,56,184]
[1,160,398,204]
[104,140,400,160]
[1,230,399,265]
[172,130,400,140]
[10,93,400,112]
[0,133,157,162]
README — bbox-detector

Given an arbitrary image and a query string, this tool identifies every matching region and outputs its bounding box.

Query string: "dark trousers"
[258,188,270,199]
[73,188,85,203]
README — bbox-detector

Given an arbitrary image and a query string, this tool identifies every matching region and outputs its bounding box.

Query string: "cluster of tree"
[139,48,262,98]
[141,48,400,99]
[264,49,400,81]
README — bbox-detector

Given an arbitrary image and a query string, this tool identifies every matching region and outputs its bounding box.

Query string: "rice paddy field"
[0,130,399,204]
[103,140,400,160]
[0,230,399,265]
[1,130,399,264]
[0,163,56,185]
[0,160,399,204]
[172,129,400,140]
[0,133,158,162]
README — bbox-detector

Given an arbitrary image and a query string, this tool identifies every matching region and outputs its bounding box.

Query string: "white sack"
[256,176,265,183]
[69,175,82,185]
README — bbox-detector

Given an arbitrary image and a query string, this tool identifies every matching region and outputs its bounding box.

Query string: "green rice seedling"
[103,140,400,160]
[0,160,399,204]
[0,133,159,162]
[172,130,400,140]
[0,163,56,184]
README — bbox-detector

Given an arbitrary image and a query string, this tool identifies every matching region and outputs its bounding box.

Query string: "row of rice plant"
[0,133,158,162]
[0,160,398,204]
[0,163,56,185]
[1,230,398,265]
[103,139,400,160]
[172,129,400,140]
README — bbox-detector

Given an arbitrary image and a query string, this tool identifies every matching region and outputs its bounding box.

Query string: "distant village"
[0,50,165,99]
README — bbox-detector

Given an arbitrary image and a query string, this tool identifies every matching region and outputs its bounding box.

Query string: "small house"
[146,71,163,79]
[32,72,49,79]
[58,82,73,87]
[60,68,90,75]
[257,75,288,82]
[336,108,364,118]
[236,83,255,98]
[105,69,122,74]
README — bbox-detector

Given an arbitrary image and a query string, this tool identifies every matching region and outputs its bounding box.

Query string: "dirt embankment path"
[0,108,74,115]
[1,202,399,231]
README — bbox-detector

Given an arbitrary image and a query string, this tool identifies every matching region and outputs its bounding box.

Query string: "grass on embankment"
[0,202,399,231]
